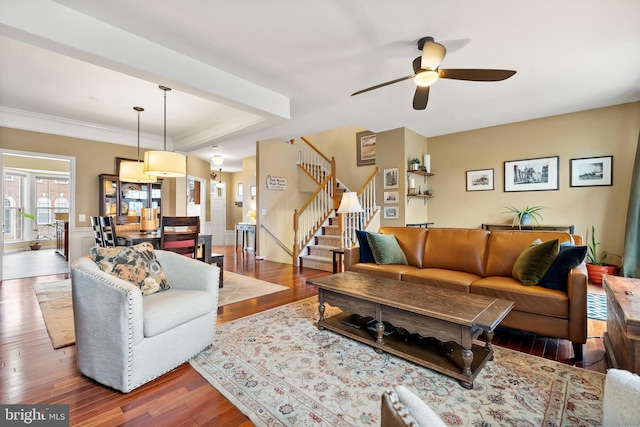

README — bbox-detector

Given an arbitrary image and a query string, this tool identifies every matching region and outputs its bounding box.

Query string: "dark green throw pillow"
[512,239,559,286]
[366,233,408,265]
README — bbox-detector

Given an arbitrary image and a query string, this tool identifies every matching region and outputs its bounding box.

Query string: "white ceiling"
[1,0,639,172]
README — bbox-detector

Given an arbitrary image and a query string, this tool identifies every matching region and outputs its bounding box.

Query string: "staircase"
[293,137,379,272]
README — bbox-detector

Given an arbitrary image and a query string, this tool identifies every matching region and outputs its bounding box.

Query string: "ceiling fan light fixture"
[414,70,439,87]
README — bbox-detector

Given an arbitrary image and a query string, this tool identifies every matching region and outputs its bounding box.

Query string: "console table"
[604,275,640,374]
[235,223,256,251]
[482,223,575,234]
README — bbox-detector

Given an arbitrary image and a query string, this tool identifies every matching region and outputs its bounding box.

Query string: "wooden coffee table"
[307,272,514,388]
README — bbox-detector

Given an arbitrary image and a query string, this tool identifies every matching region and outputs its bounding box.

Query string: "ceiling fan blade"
[438,68,516,82]
[420,40,446,70]
[412,86,430,110]
[351,74,415,96]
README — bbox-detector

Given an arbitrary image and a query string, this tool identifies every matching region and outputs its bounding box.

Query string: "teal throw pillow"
[512,239,559,286]
[366,233,408,265]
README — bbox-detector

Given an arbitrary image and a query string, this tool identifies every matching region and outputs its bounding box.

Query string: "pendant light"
[119,107,157,183]
[143,85,187,177]
[215,168,224,188]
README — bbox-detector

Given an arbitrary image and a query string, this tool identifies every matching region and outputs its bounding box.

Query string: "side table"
[603,275,640,374]
[210,252,224,288]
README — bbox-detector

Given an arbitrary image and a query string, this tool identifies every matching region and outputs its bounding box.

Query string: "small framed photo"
[570,156,613,187]
[466,168,494,191]
[504,156,559,192]
[356,131,376,166]
[383,191,399,204]
[383,206,399,219]
[250,185,256,198]
[383,167,399,189]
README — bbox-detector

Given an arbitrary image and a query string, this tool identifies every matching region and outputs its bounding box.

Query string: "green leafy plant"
[19,211,53,246]
[410,158,421,164]
[587,225,608,265]
[504,206,545,229]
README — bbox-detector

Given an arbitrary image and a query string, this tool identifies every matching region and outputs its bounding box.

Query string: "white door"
[210,182,226,245]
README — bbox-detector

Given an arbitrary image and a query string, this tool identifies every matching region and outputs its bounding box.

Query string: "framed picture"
[250,185,256,198]
[466,168,494,191]
[383,191,399,204]
[383,167,399,189]
[383,206,399,219]
[570,156,613,187]
[356,131,376,166]
[504,156,559,192]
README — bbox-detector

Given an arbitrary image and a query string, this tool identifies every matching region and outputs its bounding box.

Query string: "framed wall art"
[466,168,494,191]
[570,156,613,187]
[356,131,376,166]
[383,167,399,189]
[383,206,399,219]
[383,191,399,204]
[504,156,559,192]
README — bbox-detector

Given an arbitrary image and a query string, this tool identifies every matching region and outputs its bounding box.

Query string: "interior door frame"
[0,149,75,280]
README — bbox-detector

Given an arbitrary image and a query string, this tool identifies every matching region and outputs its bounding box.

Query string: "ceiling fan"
[351,36,516,110]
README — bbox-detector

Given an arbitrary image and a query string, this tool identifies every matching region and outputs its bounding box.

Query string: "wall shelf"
[407,169,434,183]
[406,194,433,205]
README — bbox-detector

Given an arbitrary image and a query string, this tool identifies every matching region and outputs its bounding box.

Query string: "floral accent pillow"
[90,242,171,295]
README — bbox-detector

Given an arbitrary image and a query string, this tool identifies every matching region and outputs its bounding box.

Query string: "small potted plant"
[586,225,621,285]
[19,211,53,250]
[504,206,545,229]
[409,158,420,171]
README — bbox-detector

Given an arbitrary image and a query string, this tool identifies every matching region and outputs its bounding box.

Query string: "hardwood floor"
[0,246,609,426]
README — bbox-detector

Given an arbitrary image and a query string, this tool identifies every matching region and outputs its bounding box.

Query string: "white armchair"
[71,249,219,393]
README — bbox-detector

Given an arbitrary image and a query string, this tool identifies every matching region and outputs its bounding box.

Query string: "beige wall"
[428,102,640,260]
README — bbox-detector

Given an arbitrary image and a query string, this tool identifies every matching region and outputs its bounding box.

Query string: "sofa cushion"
[367,233,408,265]
[513,239,559,285]
[421,228,489,277]
[540,244,587,291]
[349,263,419,281]
[402,268,479,293]
[379,227,427,267]
[90,242,171,295]
[355,229,375,263]
[142,288,216,337]
[471,276,569,318]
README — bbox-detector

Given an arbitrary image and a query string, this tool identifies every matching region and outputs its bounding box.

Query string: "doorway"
[1,150,74,280]
[210,180,226,245]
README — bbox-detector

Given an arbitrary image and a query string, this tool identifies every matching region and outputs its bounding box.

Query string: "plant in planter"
[409,158,421,170]
[504,205,545,229]
[19,211,53,250]
[586,225,621,285]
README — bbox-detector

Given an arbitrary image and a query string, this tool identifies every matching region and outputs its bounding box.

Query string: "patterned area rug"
[33,272,287,349]
[587,293,607,321]
[190,297,605,426]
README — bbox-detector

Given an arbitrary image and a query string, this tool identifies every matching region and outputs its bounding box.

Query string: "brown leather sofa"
[343,227,588,358]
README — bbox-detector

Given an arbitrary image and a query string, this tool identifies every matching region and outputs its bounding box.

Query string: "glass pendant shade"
[140,207,158,232]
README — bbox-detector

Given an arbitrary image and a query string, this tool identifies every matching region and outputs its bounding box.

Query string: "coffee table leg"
[460,347,474,389]
[484,330,494,360]
[374,320,385,353]
[317,291,326,330]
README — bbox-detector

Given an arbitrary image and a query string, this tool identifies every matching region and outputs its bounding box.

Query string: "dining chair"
[90,216,104,247]
[160,216,199,258]
[99,215,119,247]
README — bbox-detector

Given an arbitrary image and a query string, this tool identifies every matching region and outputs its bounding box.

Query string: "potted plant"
[504,206,545,229]
[19,211,53,250]
[586,225,621,285]
[409,158,421,171]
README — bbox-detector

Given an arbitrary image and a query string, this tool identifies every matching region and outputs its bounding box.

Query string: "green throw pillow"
[513,238,559,286]
[366,233,408,265]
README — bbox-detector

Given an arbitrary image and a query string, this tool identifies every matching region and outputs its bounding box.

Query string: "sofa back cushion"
[485,231,574,278]
[421,228,490,276]
[378,227,427,267]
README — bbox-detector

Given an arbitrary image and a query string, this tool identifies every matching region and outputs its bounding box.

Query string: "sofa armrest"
[567,262,588,344]
[155,250,219,293]
[343,247,361,271]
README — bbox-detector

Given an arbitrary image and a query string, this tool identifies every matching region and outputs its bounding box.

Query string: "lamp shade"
[119,161,157,183]
[143,151,186,177]
[337,192,364,213]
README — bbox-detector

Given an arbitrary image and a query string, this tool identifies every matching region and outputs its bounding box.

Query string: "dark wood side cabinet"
[604,275,640,374]
[99,174,162,225]
[55,220,68,260]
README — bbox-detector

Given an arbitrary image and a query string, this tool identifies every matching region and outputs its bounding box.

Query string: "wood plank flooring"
[0,246,609,426]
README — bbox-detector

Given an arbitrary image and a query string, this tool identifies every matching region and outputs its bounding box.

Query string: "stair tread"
[312,244,341,251]
[300,254,332,263]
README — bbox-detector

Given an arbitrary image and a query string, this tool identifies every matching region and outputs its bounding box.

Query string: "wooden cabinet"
[99,174,162,225]
[55,220,68,260]
[604,275,640,374]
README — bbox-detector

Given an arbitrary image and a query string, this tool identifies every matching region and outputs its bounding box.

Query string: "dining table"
[120,232,213,264]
